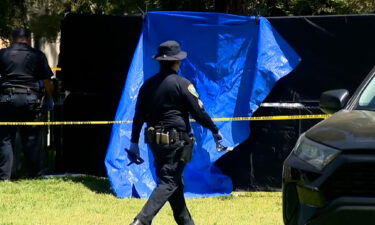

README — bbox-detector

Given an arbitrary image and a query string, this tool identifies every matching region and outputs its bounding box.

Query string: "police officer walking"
[0,28,54,180]
[128,40,223,225]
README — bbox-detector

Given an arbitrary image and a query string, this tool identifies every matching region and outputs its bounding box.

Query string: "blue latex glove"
[45,98,54,111]
[125,142,144,166]
[213,131,233,151]
[213,131,223,145]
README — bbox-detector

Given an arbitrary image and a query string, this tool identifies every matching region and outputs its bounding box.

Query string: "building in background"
[0,40,7,48]
[38,36,60,69]
[0,36,59,68]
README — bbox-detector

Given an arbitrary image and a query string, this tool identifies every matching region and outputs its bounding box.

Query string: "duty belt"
[145,127,183,145]
[1,87,37,94]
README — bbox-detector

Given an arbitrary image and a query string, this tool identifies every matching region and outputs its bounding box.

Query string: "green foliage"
[0,0,27,41]
[253,0,375,16]
[0,176,283,225]
[345,0,375,14]
[0,0,374,41]
[239,0,375,16]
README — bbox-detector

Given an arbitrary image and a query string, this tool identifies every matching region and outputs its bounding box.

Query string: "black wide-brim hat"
[153,40,187,61]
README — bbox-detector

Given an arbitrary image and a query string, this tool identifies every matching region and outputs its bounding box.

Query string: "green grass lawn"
[0,176,283,225]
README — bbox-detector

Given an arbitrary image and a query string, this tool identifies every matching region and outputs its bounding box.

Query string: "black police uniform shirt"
[131,68,219,143]
[0,42,53,91]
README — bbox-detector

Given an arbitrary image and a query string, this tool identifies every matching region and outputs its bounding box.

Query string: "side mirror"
[320,89,350,114]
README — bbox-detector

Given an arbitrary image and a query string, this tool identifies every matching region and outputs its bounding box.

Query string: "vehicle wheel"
[283,183,301,225]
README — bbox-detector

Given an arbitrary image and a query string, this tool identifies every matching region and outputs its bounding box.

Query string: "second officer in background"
[0,28,54,180]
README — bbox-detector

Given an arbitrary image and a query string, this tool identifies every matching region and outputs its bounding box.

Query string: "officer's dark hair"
[159,60,178,69]
[11,27,31,40]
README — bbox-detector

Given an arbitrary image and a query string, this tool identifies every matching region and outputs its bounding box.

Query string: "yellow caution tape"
[0,114,330,126]
[211,114,330,121]
[0,120,132,126]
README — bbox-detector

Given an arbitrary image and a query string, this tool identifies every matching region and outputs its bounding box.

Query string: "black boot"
[129,218,145,225]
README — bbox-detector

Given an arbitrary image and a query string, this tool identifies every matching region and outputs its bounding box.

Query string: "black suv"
[282,66,375,225]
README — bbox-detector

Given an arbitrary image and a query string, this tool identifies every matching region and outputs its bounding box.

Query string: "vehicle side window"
[358,76,375,108]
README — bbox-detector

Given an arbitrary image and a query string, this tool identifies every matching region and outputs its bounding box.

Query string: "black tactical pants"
[0,92,44,180]
[136,135,195,225]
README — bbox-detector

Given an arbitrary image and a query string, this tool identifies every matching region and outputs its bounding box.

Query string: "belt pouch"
[145,127,155,144]
[155,132,161,144]
[160,132,170,145]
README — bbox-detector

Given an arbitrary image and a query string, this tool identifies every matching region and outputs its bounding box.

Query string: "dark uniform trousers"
[0,91,43,180]
[136,132,195,225]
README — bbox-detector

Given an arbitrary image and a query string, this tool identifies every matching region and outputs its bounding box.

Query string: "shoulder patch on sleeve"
[188,84,199,98]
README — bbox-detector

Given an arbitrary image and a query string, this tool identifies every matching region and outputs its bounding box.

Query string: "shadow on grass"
[61,176,114,195]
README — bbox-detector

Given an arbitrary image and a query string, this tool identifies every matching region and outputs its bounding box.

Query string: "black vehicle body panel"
[306,110,375,150]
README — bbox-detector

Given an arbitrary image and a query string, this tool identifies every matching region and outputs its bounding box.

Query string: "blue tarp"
[105,11,300,198]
